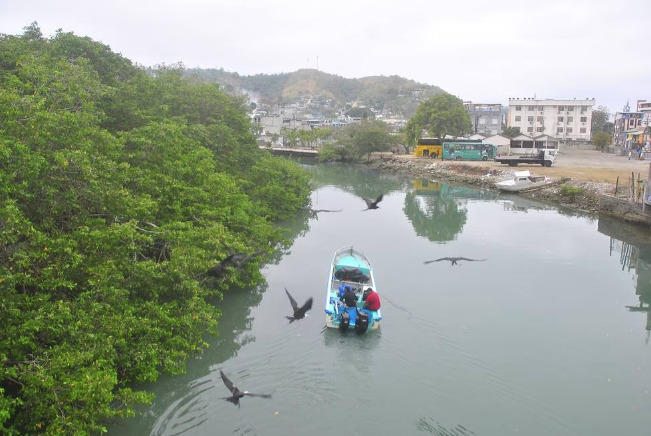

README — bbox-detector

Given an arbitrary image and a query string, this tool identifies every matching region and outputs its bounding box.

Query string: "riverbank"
[365,148,651,222]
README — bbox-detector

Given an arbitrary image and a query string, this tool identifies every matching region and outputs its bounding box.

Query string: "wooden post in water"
[631,172,635,202]
[614,176,619,196]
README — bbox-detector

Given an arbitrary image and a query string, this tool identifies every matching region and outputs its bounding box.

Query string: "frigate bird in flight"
[301,206,343,219]
[424,257,487,266]
[285,287,313,323]
[219,370,271,407]
[362,195,384,210]
[207,247,264,278]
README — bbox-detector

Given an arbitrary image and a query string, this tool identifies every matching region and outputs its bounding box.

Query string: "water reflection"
[308,162,409,198]
[405,179,498,243]
[416,417,476,435]
[598,215,651,341]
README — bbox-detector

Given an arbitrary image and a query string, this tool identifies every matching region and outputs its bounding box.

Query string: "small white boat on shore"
[495,170,553,193]
[324,246,381,333]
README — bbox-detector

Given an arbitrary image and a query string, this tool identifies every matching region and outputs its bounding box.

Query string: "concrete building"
[507,98,595,142]
[613,110,645,148]
[637,100,651,148]
[464,102,502,136]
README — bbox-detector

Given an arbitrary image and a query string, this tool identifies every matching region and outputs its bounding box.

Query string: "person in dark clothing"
[340,286,357,308]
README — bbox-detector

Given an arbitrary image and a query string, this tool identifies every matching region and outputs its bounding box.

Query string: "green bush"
[593,131,613,151]
[559,184,586,197]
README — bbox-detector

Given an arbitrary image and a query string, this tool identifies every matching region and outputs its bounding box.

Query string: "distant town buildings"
[507,98,595,142]
[253,92,651,152]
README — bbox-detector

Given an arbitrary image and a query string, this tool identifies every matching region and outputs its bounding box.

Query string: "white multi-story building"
[507,98,595,142]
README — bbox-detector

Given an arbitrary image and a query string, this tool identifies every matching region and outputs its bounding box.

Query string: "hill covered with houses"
[184,68,446,119]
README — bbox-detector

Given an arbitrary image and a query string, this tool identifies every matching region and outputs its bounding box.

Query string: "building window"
[581,107,587,113]
[537,116,543,122]
[557,127,564,133]
[580,116,587,122]
[527,116,534,122]
[558,106,564,111]
[516,106,521,111]
[567,106,573,111]
[566,127,573,133]
[527,127,533,132]
[580,127,586,133]
[558,116,564,122]
[491,119,498,125]
[515,116,521,121]
[567,116,573,122]
[536,126,543,132]
[528,106,535,111]
[479,118,486,125]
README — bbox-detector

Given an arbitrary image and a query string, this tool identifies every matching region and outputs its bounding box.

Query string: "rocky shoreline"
[366,155,615,215]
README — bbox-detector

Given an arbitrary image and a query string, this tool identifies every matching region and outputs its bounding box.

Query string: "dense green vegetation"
[317,121,398,162]
[0,24,311,435]
[404,94,472,145]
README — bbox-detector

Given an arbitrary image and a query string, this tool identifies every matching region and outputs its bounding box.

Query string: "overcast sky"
[1,0,649,114]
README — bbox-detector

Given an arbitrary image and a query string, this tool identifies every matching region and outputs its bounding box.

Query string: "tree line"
[0,23,311,435]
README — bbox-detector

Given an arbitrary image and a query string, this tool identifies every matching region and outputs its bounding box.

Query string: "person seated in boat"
[339,286,357,308]
[362,287,381,311]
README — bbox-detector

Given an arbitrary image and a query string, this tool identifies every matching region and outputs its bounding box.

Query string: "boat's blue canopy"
[335,254,370,276]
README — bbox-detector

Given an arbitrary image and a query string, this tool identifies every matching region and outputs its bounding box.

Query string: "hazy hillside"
[184,68,446,117]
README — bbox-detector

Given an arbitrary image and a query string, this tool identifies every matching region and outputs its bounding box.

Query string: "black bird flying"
[285,287,313,323]
[207,247,264,278]
[362,195,383,210]
[301,206,343,219]
[424,257,486,266]
[219,370,271,407]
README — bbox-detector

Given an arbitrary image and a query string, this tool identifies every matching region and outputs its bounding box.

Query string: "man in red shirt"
[363,287,381,311]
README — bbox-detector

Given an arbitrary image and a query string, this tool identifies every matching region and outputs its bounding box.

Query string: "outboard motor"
[355,310,369,334]
[339,311,350,331]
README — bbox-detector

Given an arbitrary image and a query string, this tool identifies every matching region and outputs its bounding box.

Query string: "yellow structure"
[413,138,442,158]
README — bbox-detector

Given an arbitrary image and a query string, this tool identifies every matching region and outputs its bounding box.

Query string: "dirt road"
[526,148,651,185]
[398,148,651,185]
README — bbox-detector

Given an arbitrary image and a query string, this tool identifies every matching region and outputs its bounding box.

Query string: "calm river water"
[109,162,651,436]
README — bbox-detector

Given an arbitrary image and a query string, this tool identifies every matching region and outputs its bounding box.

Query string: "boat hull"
[324,246,381,332]
[495,170,553,192]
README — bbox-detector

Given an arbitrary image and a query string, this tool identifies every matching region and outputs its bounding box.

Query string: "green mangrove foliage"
[0,24,311,435]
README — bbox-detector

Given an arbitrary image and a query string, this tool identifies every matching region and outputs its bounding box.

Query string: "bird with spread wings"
[219,370,272,407]
[362,195,383,210]
[285,288,313,323]
[423,257,486,266]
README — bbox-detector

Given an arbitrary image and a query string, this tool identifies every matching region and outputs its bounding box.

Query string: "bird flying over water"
[311,208,343,214]
[301,206,343,219]
[424,257,487,266]
[285,287,313,323]
[219,370,271,407]
[362,195,383,210]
